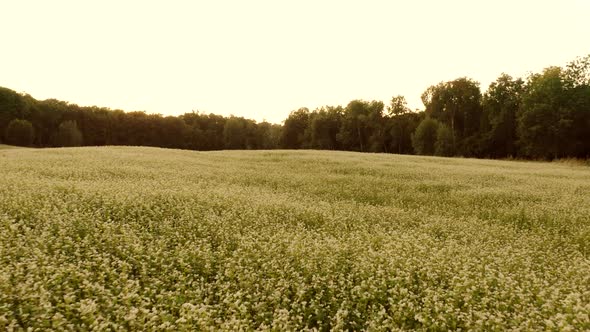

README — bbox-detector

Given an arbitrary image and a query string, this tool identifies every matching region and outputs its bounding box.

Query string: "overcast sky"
[1,0,589,123]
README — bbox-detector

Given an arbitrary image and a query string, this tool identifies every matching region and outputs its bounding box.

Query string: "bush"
[4,119,35,146]
[412,118,439,155]
[435,124,454,156]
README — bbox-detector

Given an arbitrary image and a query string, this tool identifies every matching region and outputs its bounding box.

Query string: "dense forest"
[1,55,589,159]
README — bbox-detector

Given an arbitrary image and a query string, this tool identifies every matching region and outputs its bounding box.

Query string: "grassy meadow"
[0,146,589,331]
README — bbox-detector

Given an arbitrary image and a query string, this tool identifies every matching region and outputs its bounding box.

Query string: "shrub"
[435,124,454,156]
[411,118,439,155]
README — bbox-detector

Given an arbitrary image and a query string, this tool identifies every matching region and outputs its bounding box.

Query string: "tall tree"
[0,88,30,140]
[281,108,310,149]
[387,112,423,155]
[564,54,590,87]
[519,63,590,159]
[564,54,590,158]
[198,114,226,150]
[309,106,343,150]
[422,78,482,155]
[223,116,247,149]
[256,121,282,149]
[338,100,385,152]
[77,106,110,146]
[386,95,417,154]
[518,67,571,159]
[159,116,190,149]
[387,95,410,116]
[481,74,524,158]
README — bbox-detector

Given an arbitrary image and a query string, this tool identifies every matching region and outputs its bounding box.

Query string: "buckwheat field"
[0,146,589,331]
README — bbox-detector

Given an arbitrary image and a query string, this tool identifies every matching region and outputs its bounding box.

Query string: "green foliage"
[309,106,343,150]
[422,78,482,155]
[280,108,310,149]
[223,116,247,149]
[55,120,83,147]
[1,147,589,330]
[481,74,523,158]
[564,54,590,87]
[221,116,263,150]
[0,88,35,142]
[4,119,35,146]
[518,67,572,159]
[412,118,439,155]
[256,121,282,149]
[338,100,385,152]
[387,95,410,116]
[434,124,454,156]
[388,112,423,155]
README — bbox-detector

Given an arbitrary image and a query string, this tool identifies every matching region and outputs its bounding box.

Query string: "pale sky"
[1,1,589,124]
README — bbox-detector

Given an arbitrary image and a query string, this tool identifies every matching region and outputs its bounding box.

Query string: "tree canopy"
[4,119,34,146]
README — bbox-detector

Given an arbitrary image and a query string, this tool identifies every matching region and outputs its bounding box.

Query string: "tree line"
[0,92,282,150]
[1,54,589,159]
[281,55,590,159]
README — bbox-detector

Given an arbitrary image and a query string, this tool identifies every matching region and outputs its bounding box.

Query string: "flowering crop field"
[1,146,589,331]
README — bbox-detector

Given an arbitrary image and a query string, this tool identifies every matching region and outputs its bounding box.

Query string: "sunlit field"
[1,147,589,331]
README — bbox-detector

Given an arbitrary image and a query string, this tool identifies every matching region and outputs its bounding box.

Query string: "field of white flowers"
[0,146,589,331]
